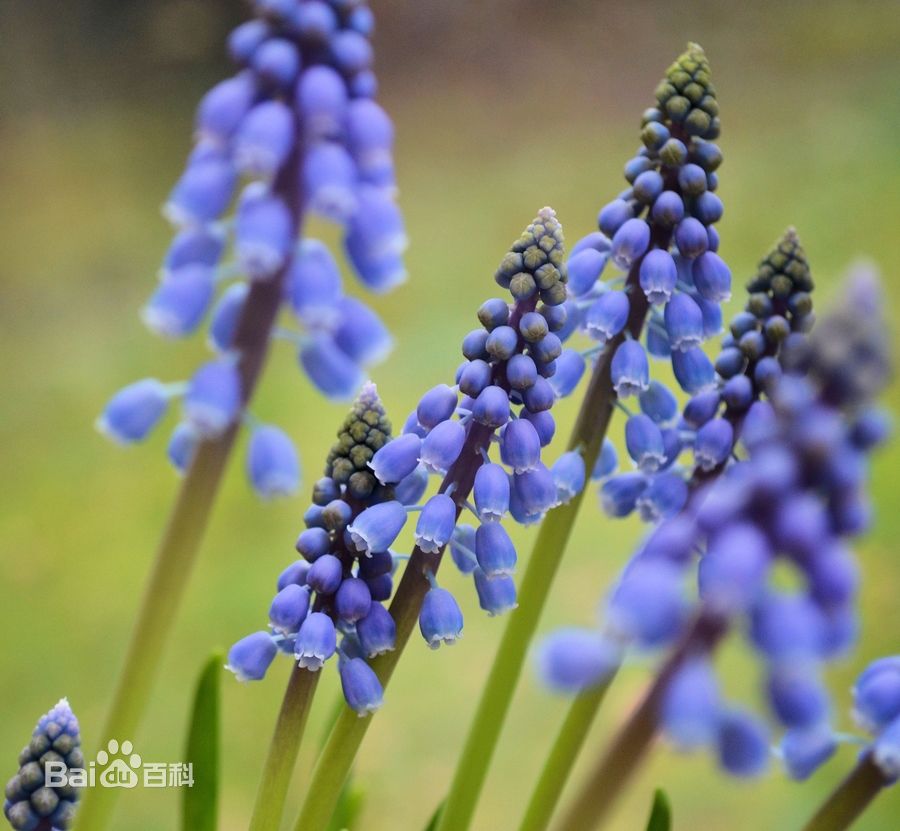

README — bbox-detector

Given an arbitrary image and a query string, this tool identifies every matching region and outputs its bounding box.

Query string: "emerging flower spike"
[228,383,399,714]
[97,0,408,498]
[4,699,82,830]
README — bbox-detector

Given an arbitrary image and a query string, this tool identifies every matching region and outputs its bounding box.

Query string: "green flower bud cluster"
[745,227,814,333]
[652,42,720,139]
[494,207,568,306]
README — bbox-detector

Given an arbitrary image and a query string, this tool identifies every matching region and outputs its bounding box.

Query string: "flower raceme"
[4,699,81,831]
[96,0,406,498]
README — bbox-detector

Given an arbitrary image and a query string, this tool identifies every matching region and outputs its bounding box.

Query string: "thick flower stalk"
[801,655,900,831]
[520,228,813,831]
[80,4,404,829]
[4,700,81,831]
[291,208,575,831]
[553,268,890,831]
[436,42,730,831]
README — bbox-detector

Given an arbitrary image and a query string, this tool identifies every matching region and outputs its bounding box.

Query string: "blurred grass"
[1,2,899,829]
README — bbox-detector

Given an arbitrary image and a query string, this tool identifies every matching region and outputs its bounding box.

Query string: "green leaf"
[181,652,222,831]
[326,774,365,831]
[423,800,445,831]
[644,788,672,831]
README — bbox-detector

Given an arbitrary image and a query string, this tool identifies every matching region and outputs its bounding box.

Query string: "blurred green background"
[2,1,899,829]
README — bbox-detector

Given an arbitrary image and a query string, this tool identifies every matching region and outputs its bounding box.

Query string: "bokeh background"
[2,1,899,829]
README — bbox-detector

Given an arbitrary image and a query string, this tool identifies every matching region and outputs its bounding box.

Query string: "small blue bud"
[850,408,892,451]
[335,577,372,624]
[462,329,490,361]
[500,418,541,473]
[474,521,517,578]
[692,252,732,303]
[395,464,430,506]
[339,657,384,717]
[664,292,704,352]
[716,710,770,778]
[592,438,618,480]
[549,349,585,398]
[348,5,375,36]
[296,66,348,141]
[610,218,651,271]
[98,378,170,444]
[639,249,678,304]
[295,612,337,670]
[659,428,684,471]
[352,69,378,98]
[419,586,464,648]
[167,422,198,473]
[598,199,633,237]
[552,451,586,504]
[537,628,621,693]
[678,163,708,196]
[458,359,492,398]
[741,400,778,450]
[485,325,518,360]
[697,295,723,337]
[505,355,536,393]
[751,594,826,663]
[227,631,277,681]
[369,433,421,484]
[307,553,343,595]
[674,217,709,259]
[853,657,900,732]
[523,376,556,413]
[699,523,770,613]
[331,30,374,75]
[641,515,697,564]
[196,74,257,144]
[344,186,407,292]
[184,360,241,438]
[611,340,649,397]
[722,375,753,411]
[625,414,667,473]
[164,152,236,226]
[247,425,300,499]
[235,185,293,279]
[234,101,295,178]
[772,494,830,561]
[473,385,510,428]
[473,568,518,617]
[277,560,310,591]
[521,409,556,447]
[333,297,392,367]
[403,410,429,438]
[780,725,838,781]
[532,332,562,365]
[295,527,330,561]
[636,471,688,521]
[694,417,734,471]
[415,493,456,553]
[346,99,395,187]
[366,571,393,602]
[208,281,249,352]
[299,334,365,400]
[228,20,270,65]
[638,380,678,425]
[693,191,724,225]
[567,248,609,297]
[650,191,685,227]
[304,141,358,223]
[873,718,900,781]
[357,550,392,580]
[608,558,686,648]
[293,0,338,41]
[600,472,647,517]
[585,291,630,345]
[419,419,466,474]
[646,323,671,358]
[449,525,478,574]
[269,584,311,635]
[767,665,830,729]
[513,463,557,519]
[672,346,716,394]
[286,239,342,326]
[474,463,510,522]
[143,265,216,338]
[164,226,225,273]
[662,656,720,749]
[715,346,745,379]
[347,501,407,555]
[356,602,396,657]
[252,38,300,88]
[633,169,664,204]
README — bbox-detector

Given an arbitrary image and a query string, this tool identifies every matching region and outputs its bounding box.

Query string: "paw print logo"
[96,739,142,789]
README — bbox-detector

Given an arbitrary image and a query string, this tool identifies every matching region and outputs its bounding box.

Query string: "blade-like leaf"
[326,775,365,831]
[423,800,445,831]
[181,652,222,831]
[644,788,672,831]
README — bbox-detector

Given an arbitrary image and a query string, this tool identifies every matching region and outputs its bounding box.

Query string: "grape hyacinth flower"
[228,383,398,714]
[4,699,81,830]
[97,0,407,498]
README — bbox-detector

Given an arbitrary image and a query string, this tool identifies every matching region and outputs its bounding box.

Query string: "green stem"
[434,256,655,831]
[75,139,305,831]
[801,753,889,831]
[248,667,321,831]
[517,676,617,831]
[554,611,727,831]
